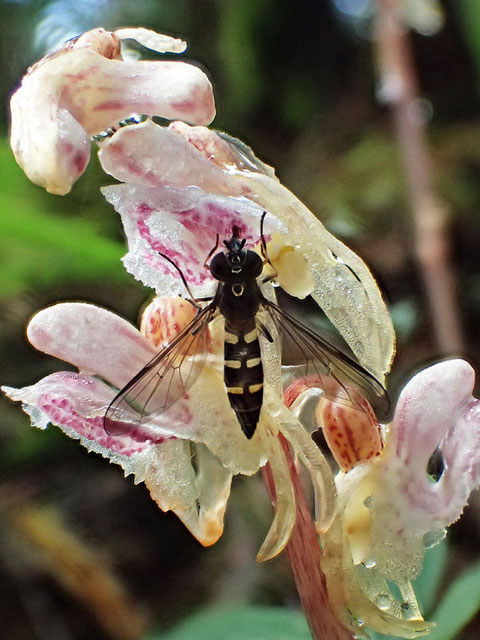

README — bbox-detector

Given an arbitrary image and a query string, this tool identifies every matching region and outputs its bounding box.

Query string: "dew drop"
[423,529,446,549]
[374,594,392,611]
[362,557,377,569]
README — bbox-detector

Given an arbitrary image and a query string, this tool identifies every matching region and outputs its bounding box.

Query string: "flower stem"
[374,0,464,354]
[262,435,354,640]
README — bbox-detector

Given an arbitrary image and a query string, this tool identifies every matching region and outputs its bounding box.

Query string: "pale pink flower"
[10,27,215,195]
[96,118,394,383]
[13,26,474,640]
[3,296,337,560]
[285,359,480,638]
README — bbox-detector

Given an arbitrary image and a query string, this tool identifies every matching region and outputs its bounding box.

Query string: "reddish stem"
[262,435,354,640]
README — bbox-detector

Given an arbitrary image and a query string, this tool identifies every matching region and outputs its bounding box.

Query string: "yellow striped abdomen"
[224,319,263,438]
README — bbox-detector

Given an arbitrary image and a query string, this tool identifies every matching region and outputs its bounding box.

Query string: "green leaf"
[457,1,480,84]
[147,606,312,640]
[0,186,128,297]
[425,561,480,640]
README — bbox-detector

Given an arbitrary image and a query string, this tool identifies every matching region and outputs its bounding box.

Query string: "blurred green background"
[2,1,480,638]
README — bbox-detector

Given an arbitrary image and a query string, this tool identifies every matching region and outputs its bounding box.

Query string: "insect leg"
[158,252,201,308]
[257,320,274,343]
[204,234,220,269]
[260,211,269,261]
[259,211,279,283]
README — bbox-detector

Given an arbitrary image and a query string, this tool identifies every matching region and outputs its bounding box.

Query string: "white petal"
[98,119,240,193]
[27,303,155,389]
[134,440,232,546]
[115,28,187,53]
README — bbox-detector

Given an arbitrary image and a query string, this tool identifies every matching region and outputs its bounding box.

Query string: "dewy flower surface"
[312,359,480,639]
[97,118,395,383]
[3,295,338,560]
[8,25,442,638]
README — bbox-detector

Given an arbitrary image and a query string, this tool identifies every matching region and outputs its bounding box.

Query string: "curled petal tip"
[10,27,215,193]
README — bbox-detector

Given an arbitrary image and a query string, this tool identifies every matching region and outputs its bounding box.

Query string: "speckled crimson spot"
[141,298,197,350]
[134,207,208,286]
[138,202,154,215]
[37,393,166,457]
[65,72,88,81]
[58,140,90,178]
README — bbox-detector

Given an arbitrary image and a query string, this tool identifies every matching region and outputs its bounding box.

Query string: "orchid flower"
[286,359,480,638]
[12,25,476,640]
[10,27,215,195]
[8,27,395,383]
[2,292,340,563]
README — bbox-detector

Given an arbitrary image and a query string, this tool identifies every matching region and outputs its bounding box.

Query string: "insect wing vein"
[104,305,214,435]
[262,299,390,418]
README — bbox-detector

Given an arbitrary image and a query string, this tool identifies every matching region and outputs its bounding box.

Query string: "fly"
[104,213,390,439]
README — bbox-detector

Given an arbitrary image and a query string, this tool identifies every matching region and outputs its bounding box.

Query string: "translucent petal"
[2,373,165,459]
[256,431,296,562]
[136,439,232,546]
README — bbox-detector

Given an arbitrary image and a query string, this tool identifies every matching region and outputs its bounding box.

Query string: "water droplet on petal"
[423,529,446,549]
[375,594,392,611]
[362,557,376,568]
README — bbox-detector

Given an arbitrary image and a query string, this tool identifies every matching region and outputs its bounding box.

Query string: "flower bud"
[140,297,197,351]
[316,386,383,472]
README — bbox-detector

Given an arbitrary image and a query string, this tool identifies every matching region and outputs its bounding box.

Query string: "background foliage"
[2,1,480,638]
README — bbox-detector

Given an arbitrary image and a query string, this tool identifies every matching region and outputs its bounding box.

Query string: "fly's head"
[209,226,263,282]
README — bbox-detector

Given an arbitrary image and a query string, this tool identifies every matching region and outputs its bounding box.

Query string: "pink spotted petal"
[27,303,156,390]
[23,302,265,475]
[10,27,215,195]
[2,372,166,458]
[99,119,394,380]
[2,375,234,547]
[101,183,285,297]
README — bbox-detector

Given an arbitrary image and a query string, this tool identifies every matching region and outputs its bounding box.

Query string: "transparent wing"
[104,305,215,435]
[262,298,390,420]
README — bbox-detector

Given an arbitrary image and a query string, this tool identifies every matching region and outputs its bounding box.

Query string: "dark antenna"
[157,252,201,308]
[259,211,278,283]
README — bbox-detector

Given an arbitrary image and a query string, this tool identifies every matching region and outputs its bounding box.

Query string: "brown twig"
[262,435,354,640]
[11,503,147,640]
[374,0,464,355]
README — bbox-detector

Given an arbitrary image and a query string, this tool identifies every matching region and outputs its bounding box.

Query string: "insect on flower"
[104,214,390,439]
